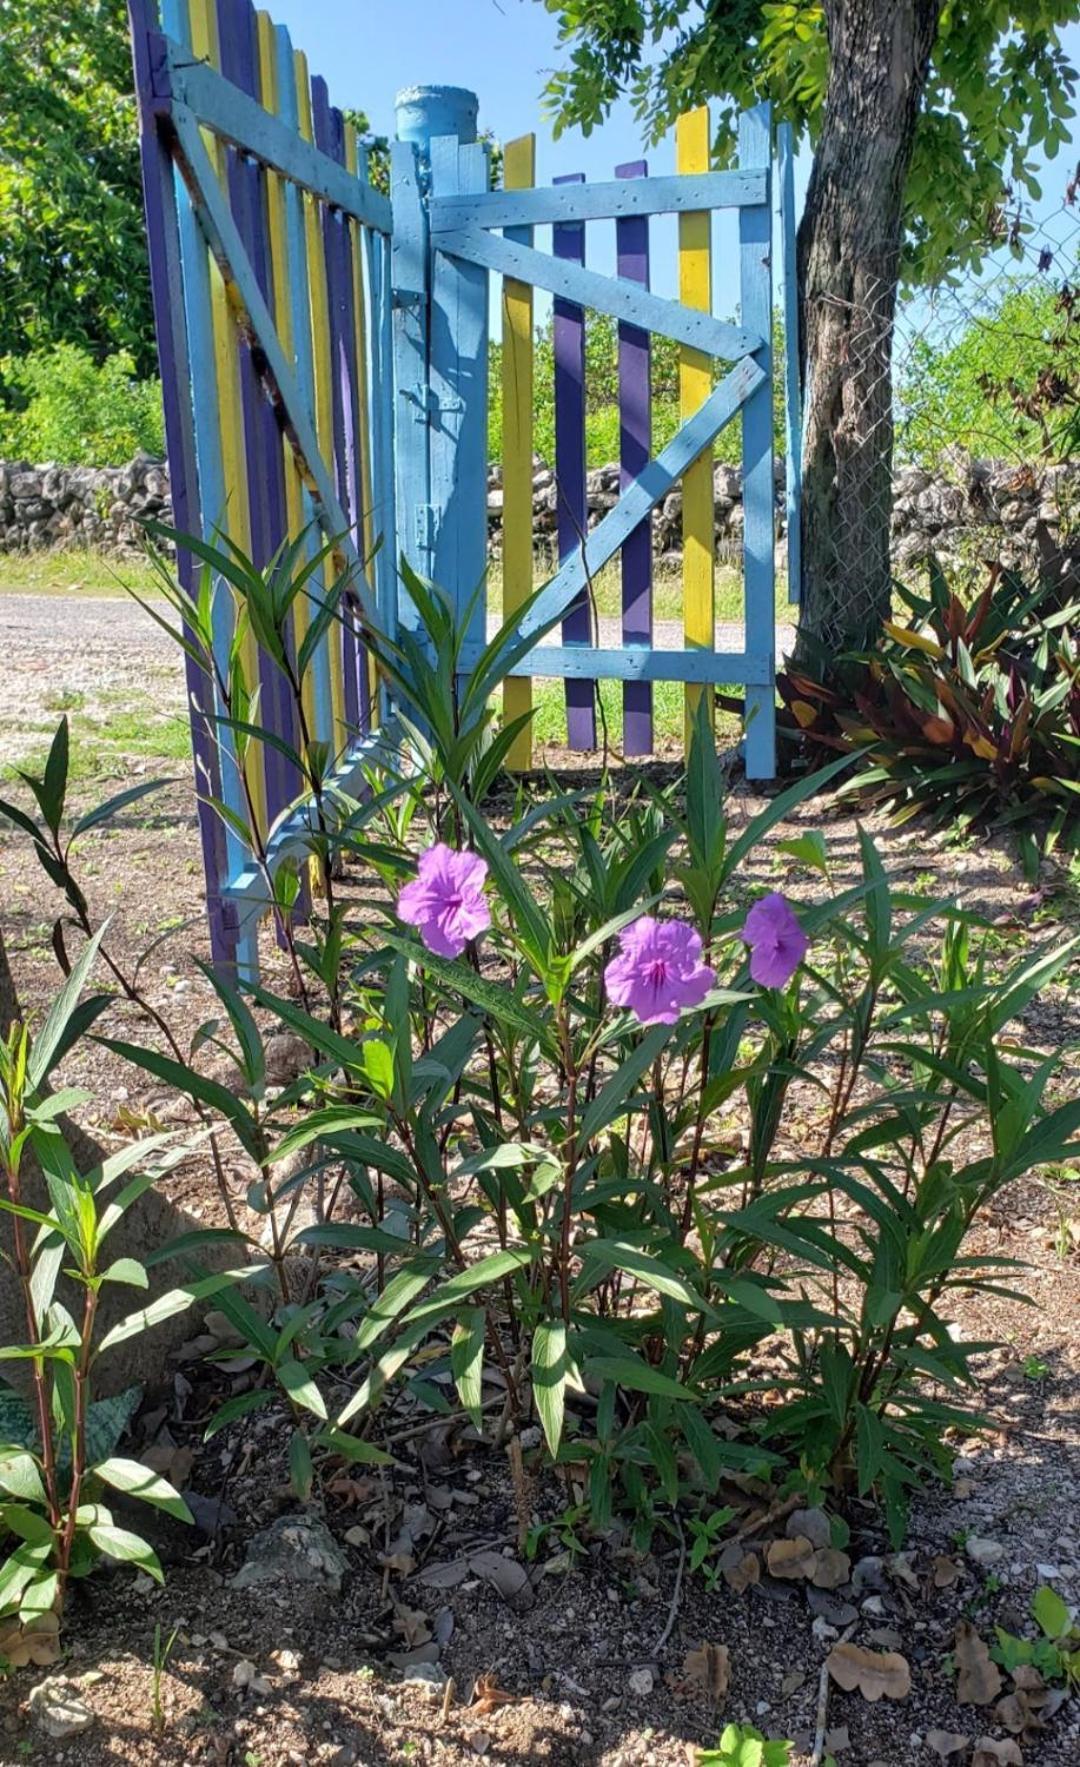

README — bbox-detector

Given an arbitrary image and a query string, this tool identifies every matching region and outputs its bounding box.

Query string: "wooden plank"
[429,135,489,657]
[162,0,254,968]
[464,645,765,685]
[389,138,430,620]
[217,0,295,831]
[169,102,378,625]
[500,132,536,771]
[516,358,763,648]
[164,45,392,231]
[436,225,761,359]
[344,118,379,723]
[677,105,714,739]
[553,170,594,749]
[296,53,346,751]
[365,224,399,701]
[616,157,652,756]
[128,0,238,968]
[429,169,767,231]
[739,102,776,779]
[778,121,802,607]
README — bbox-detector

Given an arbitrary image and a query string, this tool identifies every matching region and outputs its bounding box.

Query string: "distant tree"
[535,0,1079,665]
[0,0,154,376]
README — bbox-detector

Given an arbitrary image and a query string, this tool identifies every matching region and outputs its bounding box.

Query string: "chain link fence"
[826,174,1080,610]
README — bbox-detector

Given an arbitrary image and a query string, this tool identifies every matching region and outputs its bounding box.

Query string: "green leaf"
[451,1308,486,1429]
[71,777,176,839]
[585,1354,696,1401]
[87,1522,164,1584]
[288,1428,314,1501]
[92,1457,193,1523]
[575,1239,707,1313]
[855,1404,885,1496]
[97,1038,264,1164]
[0,1452,47,1507]
[580,1022,671,1142]
[532,1319,568,1457]
[401,1248,534,1330]
[1033,1583,1070,1641]
[96,1267,262,1353]
[276,1359,328,1420]
[28,921,109,1091]
[99,1257,149,1289]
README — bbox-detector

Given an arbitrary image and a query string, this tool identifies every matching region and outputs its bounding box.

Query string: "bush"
[0,344,165,465]
[779,561,1080,875]
[5,543,1078,1575]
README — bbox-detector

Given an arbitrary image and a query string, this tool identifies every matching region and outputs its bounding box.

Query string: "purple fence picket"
[616,159,653,756]
[553,171,595,750]
[312,77,364,731]
[216,0,297,831]
[128,0,237,968]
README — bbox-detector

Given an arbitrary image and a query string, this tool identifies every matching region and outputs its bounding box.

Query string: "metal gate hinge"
[415,505,437,552]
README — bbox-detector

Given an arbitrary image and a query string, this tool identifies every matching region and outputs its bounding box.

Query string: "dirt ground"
[1,588,1078,1766]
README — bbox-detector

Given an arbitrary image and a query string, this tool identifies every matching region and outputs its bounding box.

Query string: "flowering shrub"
[6,542,1080,1561]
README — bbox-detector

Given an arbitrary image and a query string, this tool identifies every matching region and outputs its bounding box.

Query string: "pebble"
[966,1536,1005,1567]
[628,1668,654,1697]
[28,1678,94,1740]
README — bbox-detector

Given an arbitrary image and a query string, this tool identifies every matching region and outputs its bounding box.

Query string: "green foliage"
[0,949,240,1631]
[0,0,154,373]
[897,277,1080,466]
[698,1725,791,1767]
[488,311,785,468]
[0,347,165,466]
[8,537,1076,1566]
[537,0,1079,285]
[992,1583,1080,1687]
[779,561,1080,878]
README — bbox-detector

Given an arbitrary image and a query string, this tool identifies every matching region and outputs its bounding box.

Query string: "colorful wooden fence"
[129,1,802,973]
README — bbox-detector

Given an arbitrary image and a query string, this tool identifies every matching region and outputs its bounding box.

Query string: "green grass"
[3,697,191,786]
[487,557,792,628]
[529,677,742,753]
[0,548,162,598]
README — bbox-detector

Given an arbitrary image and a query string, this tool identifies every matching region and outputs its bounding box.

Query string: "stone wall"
[3,452,1079,580]
[0,453,172,552]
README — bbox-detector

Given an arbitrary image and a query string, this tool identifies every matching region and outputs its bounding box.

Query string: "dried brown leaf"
[932,1554,962,1588]
[766,1535,817,1580]
[825,1641,911,1702]
[955,1621,1003,1707]
[972,1740,1022,1767]
[683,1643,731,1701]
[811,1547,851,1590]
[0,1612,60,1669]
[719,1544,760,1593]
[470,1672,520,1718]
[925,1731,969,1760]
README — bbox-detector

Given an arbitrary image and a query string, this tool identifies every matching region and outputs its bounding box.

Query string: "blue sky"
[269,0,1080,324]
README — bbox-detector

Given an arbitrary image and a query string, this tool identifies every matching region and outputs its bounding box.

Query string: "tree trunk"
[795,0,940,665]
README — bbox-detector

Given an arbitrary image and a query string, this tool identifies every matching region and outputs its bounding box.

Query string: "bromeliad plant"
[778,561,1080,875]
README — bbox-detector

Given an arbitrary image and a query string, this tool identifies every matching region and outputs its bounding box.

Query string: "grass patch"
[528,677,742,753]
[0,548,162,598]
[487,557,792,628]
[3,699,191,786]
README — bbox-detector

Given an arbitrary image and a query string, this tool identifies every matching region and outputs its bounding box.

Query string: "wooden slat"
[500,133,536,771]
[429,135,489,658]
[296,52,346,752]
[677,105,714,739]
[739,103,776,780]
[553,170,594,750]
[164,45,392,231]
[470,645,765,684]
[389,137,431,617]
[516,359,763,650]
[777,121,802,607]
[616,157,653,756]
[436,225,760,359]
[129,0,238,968]
[429,169,767,231]
[344,118,380,721]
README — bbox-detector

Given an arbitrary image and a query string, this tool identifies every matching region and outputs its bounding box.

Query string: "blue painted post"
[739,103,776,780]
[777,122,802,607]
[427,99,489,657]
[554,172,595,750]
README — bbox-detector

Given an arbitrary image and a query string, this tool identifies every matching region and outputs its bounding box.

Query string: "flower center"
[648,958,669,986]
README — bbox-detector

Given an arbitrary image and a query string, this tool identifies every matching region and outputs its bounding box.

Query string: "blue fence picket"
[553,171,595,750]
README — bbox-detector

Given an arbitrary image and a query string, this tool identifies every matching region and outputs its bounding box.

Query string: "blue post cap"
[395,84,479,148]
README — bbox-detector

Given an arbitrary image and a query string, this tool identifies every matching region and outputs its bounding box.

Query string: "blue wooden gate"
[129,0,801,973]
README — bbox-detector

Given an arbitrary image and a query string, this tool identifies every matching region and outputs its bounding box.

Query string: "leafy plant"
[0,949,245,1631]
[779,561,1080,877]
[993,1584,1080,1687]
[697,1724,792,1767]
[0,346,164,465]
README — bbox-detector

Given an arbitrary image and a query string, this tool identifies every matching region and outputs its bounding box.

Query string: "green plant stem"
[57,1282,98,1592]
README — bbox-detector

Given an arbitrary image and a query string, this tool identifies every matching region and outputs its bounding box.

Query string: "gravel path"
[0,590,797,766]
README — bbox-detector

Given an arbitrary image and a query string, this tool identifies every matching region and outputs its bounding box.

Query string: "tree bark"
[795,0,940,664]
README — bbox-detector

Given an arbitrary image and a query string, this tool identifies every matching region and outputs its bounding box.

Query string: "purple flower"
[604,916,716,1027]
[397,843,491,959]
[740,892,808,988]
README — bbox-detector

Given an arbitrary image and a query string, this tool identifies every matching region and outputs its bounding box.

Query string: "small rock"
[628,1668,654,1697]
[788,1507,831,1550]
[232,1512,349,1595]
[852,1555,886,1593]
[402,1663,447,1701]
[966,1537,1005,1568]
[28,1677,93,1740]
